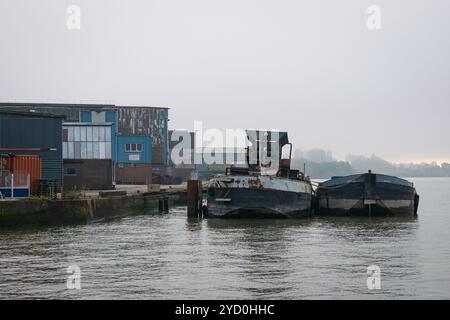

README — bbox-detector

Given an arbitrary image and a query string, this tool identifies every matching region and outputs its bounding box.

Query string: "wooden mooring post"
[187,180,202,217]
[158,197,169,213]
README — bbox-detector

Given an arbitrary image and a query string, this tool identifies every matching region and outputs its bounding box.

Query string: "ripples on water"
[0,178,449,299]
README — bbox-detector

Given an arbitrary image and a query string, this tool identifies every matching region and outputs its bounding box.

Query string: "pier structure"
[0,186,186,228]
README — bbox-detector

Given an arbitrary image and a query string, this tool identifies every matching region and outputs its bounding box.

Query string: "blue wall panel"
[80,111,92,123]
[0,188,29,198]
[116,136,152,164]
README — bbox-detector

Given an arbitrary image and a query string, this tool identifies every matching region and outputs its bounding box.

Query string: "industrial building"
[0,103,169,185]
[62,122,113,190]
[0,110,64,196]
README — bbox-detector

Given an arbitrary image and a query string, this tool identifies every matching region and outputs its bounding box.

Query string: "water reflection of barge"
[315,171,419,216]
[204,130,313,219]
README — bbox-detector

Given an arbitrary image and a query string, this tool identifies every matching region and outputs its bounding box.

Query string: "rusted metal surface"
[115,163,152,184]
[117,107,167,146]
[204,129,313,218]
[64,159,113,191]
[0,155,42,193]
[210,175,312,194]
[187,180,202,217]
[247,178,264,189]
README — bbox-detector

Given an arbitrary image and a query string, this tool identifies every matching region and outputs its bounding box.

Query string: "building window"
[62,125,113,160]
[63,129,68,142]
[64,168,77,176]
[129,154,140,161]
[68,127,74,142]
[125,143,143,152]
[80,126,87,141]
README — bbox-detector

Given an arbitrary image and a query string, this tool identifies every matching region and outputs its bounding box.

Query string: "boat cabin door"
[280,143,292,170]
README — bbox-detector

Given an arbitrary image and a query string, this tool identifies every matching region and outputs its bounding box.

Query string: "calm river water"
[1,177,449,299]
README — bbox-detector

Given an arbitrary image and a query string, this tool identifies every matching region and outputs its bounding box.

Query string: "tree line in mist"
[292,149,450,179]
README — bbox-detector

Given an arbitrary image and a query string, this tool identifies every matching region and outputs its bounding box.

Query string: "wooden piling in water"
[187,180,202,217]
[158,197,169,213]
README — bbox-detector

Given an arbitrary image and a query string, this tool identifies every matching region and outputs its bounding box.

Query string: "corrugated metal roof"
[0,102,169,110]
[0,102,116,109]
[63,122,113,126]
[0,109,65,119]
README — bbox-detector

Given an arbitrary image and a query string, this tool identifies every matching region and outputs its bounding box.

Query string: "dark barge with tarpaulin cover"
[315,171,419,216]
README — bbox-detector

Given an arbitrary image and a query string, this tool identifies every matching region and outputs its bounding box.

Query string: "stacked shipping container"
[0,155,42,195]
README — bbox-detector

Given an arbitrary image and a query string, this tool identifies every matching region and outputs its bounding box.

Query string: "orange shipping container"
[0,155,42,194]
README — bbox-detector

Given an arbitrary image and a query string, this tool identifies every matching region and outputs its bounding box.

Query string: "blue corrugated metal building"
[116,136,152,164]
[0,110,64,191]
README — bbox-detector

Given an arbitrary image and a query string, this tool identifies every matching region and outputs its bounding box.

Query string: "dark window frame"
[63,128,69,142]
[64,168,77,176]
[125,143,143,153]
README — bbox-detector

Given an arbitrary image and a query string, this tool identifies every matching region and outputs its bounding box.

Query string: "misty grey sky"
[0,0,449,163]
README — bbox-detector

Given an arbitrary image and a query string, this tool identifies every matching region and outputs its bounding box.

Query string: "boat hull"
[315,174,419,216]
[205,175,312,219]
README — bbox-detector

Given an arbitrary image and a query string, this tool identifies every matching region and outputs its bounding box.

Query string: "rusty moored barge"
[205,174,312,218]
[204,130,313,219]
